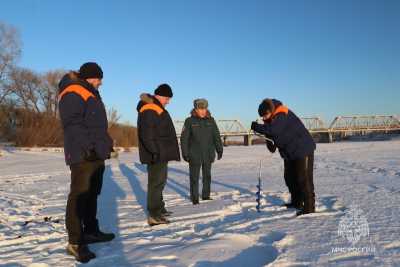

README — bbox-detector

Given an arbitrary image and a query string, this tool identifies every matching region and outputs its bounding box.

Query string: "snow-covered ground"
[0,139,399,267]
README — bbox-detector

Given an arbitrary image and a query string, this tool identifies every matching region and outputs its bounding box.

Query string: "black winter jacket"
[58,72,113,165]
[252,99,316,160]
[136,94,180,164]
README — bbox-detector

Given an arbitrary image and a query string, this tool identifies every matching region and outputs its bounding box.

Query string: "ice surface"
[0,140,399,266]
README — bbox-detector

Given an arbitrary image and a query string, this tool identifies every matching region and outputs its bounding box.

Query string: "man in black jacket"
[59,62,115,263]
[136,84,180,226]
[251,98,316,216]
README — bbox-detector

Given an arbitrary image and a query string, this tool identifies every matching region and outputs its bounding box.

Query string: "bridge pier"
[244,134,252,146]
[313,132,333,143]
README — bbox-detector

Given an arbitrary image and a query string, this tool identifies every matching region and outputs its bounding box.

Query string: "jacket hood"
[271,99,282,108]
[58,71,97,95]
[265,99,283,113]
[136,93,164,112]
[263,99,287,123]
[191,108,212,119]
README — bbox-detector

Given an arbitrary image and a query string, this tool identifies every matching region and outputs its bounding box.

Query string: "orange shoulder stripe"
[139,103,164,115]
[272,105,289,117]
[58,85,95,102]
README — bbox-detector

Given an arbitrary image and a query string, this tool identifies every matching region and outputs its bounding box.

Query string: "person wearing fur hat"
[180,99,223,205]
[136,84,180,226]
[251,99,316,216]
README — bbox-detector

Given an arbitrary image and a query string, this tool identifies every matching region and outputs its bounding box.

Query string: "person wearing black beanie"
[79,62,103,80]
[77,62,103,90]
[58,62,114,263]
[136,83,180,226]
[151,83,174,108]
[154,83,173,98]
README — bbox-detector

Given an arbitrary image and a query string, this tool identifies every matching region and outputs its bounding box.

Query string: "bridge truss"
[328,115,400,132]
[174,115,400,144]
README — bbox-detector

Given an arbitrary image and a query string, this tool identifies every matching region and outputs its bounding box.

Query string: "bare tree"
[0,22,21,104]
[8,67,42,113]
[108,107,121,129]
[41,70,65,116]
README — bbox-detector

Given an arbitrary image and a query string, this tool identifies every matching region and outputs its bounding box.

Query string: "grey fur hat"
[193,98,208,109]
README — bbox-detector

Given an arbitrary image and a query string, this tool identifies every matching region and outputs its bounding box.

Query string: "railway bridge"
[174,115,400,145]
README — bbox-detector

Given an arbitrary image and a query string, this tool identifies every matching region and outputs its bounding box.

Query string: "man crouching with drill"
[251,98,316,216]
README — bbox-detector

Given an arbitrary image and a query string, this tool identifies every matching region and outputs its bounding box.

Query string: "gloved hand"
[106,146,115,159]
[251,121,259,132]
[217,151,223,160]
[151,153,160,164]
[266,140,276,153]
[84,149,98,161]
[183,155,190,162]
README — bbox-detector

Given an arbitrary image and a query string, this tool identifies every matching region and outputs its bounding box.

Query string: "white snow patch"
[0,140,399,266]
[150,255,178,260]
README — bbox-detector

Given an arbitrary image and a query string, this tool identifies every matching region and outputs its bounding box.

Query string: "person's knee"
[69,182,91,197]
[91,180,103,195]
[68,192,90,213]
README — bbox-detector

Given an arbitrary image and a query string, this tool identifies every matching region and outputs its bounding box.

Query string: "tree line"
[0,21,137,147]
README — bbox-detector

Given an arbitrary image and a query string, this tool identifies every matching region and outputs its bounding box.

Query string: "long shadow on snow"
[134,162,189,199]
[170,166,259,197]
[212,179,253,196]
[93,165,130,267]
[168,165,265,201]
[165,178,190,199]
[168,165,255,196]
[192,201,293,236]
[265,194,286,206]
[318,195,346,213]
[166,165,189,176]
[168,165,289,208]
[119,163,147,214]
[212,179,290,209]
[120,189,292,243]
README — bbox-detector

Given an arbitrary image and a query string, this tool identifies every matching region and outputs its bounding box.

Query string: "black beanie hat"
[154,83,173,97]
[258,99,275,117]
[79,62,103,79]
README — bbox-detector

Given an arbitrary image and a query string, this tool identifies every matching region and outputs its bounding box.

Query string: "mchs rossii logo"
[331,205,376,255]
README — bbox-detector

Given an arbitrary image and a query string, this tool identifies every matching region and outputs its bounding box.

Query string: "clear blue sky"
[2,0,399,126]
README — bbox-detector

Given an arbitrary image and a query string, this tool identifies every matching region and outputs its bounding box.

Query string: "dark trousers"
[284,153,315,212]
[189,162,212,201]
[147,162,168,217]
[66,160,104,245]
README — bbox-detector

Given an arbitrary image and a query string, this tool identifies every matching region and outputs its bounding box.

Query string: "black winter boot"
[148,215,170,226]
[83,230,115,244]
[284,202,303,209]
[83,218,115,244]
[161,208,173,217]
[296,208,315,216]
[296,196,315,216]
[66,244,96,263]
